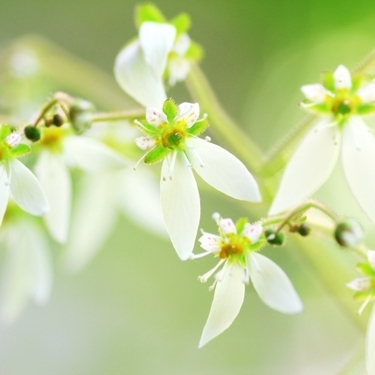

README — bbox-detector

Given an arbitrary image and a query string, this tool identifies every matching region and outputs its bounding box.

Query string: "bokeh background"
[1,0,375,374]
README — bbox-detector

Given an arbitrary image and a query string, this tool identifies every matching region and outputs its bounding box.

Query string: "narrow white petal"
[63,136,127,173]
[242,222,263,243]
[334,65,352,89]
[199,262,245,348]
[173,33,191,56]
[186,137,261,202]
[269,120,339,215]
[145,107,167,125]
[64,174,117,272]
[114,40,167,108]
[341,118,375,226]
[177,102,199,127]
[218,218,236,235]
[35,152,71,243]
[160,153,200,260]
[301,83,327,103]
[135,136,155,150]
[0,165,10,226]
[247,252,303,314]
[9,159,49,216]
[168,57,191,85]
[368,250,375,269]
[366,304,375,375]
[139,22,176,77]
[118,168,167,237]
[0,221,52,323]
[198,232,221,252]
[357,81,375,103]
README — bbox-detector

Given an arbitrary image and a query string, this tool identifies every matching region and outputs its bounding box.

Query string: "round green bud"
[69,99,95,134]
[24,125,41,142]
[265,228,285,246]
[298,223,310,237]
[334,219,364,248]
[52,114,64,127]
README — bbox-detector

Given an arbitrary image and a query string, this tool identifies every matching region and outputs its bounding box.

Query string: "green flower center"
[219,235,249,260]
[162,128,186,148]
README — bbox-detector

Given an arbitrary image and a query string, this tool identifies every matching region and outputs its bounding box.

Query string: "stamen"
[204,136,211,142]
[189,251,211,260]
[198,259,225,283]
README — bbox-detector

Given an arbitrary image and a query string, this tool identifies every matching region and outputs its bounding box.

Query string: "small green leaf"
[357,262,375,277]
[144,145,169,164]
[353,291,374,301]
[138,120,161,136]
[356,104,375,116]
[170,13,191,35]
[135,3,166,28]
[235,217,248,234]
[0,125,12,141]
[162,99,178,122]
[185,42,204,61]
[322,71,335,92]
[187,117,210,136]
[351,75,363,92]
[11,143,31,158]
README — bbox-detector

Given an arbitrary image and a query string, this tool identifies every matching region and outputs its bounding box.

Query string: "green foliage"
[187,117,209,136]
[185,41,204,61]
[135,3,166,28]
[162,98,178,122]
[11,143,31,158]
[235,217,248,234]
[170,13,191,35]
[144,145,169,164]
[322,71,335,92]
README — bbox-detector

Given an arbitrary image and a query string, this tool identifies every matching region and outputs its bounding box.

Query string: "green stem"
[92,109,144,123]
[33,97,59,126]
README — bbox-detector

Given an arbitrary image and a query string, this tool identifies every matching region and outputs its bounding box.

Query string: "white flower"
[0,127,49,226]
[0,209,52,323]
[136,100,261,260]
[193,215,303,347]
[34,126,126,243]
[269,65,375,225]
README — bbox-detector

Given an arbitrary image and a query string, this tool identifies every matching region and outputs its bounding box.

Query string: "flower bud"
[24,125,41,142]
[52,114,64,127]
[265,228,285,246]
[69,99,95,134]
[298,223,310,237]
[334,219,364,248]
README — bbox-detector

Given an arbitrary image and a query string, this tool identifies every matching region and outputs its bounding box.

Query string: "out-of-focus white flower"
[270,65,375,226]
[0,125,48,226]
[34,125,126,243]
[192,214,303,347]
[135,100,261,260]
[0,205,52,323]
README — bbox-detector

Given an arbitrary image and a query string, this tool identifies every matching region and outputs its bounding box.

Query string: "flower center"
[40,127,64,152]
[332,98,353,115]
[219,236,249,259]
[161,128,186,149]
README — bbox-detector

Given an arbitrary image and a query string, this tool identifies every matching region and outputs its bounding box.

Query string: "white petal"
[334,65,352,90]
[341,118,375,226]
[269,120,339,215]
[168,57,191,86]
[198,232,221,252]
[177,102,199,127]
[63,136,127,173]
[173,33,191,56]
[357,81,375,103]
[242,222,263,243]
[301,83,327,103]
[117,168,167,238]
[139,22,176,78]
[199,262,245,348]
[346,277,371,291]
[35,152,71,243]
[186,137,261,202]
[160,153,200,260]
[64,174,117,272]
[367,304,375,375]
[0,164,10,226]
[145,107,167,125]
[368,250,375,269]
[9,159,49,216]
[247,252,303,314]
[218,218,236,235]
[114,40,167,108]
[135,136,156,150]
[1,221,52,323]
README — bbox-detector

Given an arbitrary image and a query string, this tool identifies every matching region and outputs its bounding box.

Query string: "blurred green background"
[1,0,375,374]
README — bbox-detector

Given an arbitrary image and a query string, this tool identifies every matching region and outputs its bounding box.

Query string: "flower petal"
[247,252,303,314]
[9,159,49,216]
[218,218,236,235]
[35,152,71,243]
[242,222,263,243]
[64,174,117,272]
[269,119,339,215]
[186,137,261,202]
[0,165,10,226]
[198,232,221,252]
[139,22,176,78]
[334,65,352,90]
[341,117,375,226]
[63,136,127,173]
[177,102,199,127]
[0,221,52,323]
[145,107,167,125]
[366,304,375,375]
[357,81,375,103]
[160,152,200,260]
[300,83,327,103]
[114,40,167,108]
[199,262,245,348]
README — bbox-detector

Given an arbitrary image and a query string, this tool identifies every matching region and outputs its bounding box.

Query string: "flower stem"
[92,109,144,123]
